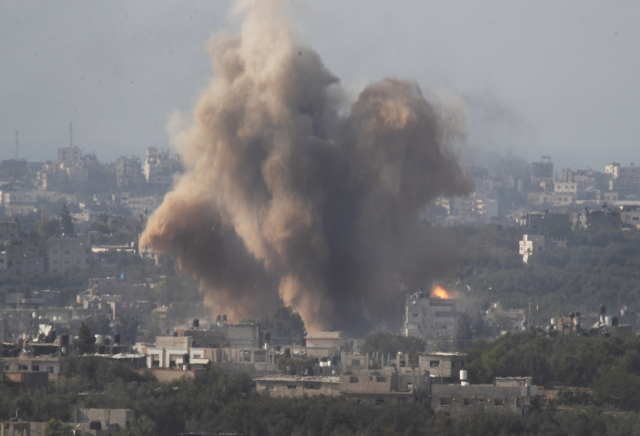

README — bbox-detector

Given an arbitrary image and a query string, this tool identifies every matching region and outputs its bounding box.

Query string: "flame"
[431,285,450,299]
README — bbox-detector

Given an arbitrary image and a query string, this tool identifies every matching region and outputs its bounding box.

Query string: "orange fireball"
[431,285,450,299]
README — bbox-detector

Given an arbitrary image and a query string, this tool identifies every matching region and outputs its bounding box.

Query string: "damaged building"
[404,289,457,346]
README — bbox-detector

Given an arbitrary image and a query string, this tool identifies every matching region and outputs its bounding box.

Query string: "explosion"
[139,0,473,333]
[431,285,451,299]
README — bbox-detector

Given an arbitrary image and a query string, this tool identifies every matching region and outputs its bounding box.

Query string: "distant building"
[255,375,340,398]
[606,162,640,197]
[570,208,622,231]
[144,147,180,192]
[116,156,143,189]
[519,235,544,263]
[11,255,45,273]
[304,332,344,358]
[431,376,536,416]
[0,221,20,242]
[1,190,38,216]
[3,356,63,381]
[120,193,158,218]
[620,205,640,228]
[519,234,566,263]
[530,157,553,188]
[48,237,88,273]
[57,146,82,165]
[518,210,568,230]
[2,371,48,395]
[419,352,467,383]
[404,289,457,345]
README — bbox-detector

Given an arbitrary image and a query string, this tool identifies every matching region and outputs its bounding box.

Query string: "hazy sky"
[1,1,639,172]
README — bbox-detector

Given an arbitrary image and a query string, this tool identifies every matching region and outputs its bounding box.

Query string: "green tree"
[593,371,640,411]
[272,307,306,342]
[116,416,157,436]
[45,418,70,436]
[455,313,473,350]
[60,203,74,236]
[117,315,140,345]
[77,322,96,354]
[36,216,61,240]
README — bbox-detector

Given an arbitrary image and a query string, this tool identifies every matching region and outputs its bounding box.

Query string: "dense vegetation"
[448,225,640,320]
[466,330,640,387]
[5,354,640,436]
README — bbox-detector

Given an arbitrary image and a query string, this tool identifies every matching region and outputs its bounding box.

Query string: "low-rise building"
[255,375,340,398]
[431,377,536,417]
[3,356,63,381]
[2,371,48,395]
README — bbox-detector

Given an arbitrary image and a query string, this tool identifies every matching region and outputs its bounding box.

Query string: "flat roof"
[255,376,339,383]
[422,352,468,357]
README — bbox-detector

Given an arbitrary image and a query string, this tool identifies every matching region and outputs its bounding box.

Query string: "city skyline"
[2,1,640,171]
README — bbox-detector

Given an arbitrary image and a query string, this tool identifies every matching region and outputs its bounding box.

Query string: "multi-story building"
[116,156,143,189]
[1,190,38,216]
[120,193,158,218]
[404,289,457,344]
[0,221,20,242]
[571,208,622,231]
[519,211,568,229]
[605,162,640,197]
[56,146,82,165]
[47,237,88,273]
[431,376,536,416]
[143,147,180,192]
[530,157,553,189]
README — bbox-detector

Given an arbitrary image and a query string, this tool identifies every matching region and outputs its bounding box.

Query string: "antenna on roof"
[70,122,73,147]
[15,130,18,160]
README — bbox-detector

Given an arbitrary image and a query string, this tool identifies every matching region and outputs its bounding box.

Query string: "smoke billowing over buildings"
[139,0,473,333]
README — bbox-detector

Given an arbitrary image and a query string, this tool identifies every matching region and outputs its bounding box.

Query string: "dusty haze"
[140,0,473,332]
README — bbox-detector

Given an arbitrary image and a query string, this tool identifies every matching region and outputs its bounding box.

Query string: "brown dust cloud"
[139,0,474,334]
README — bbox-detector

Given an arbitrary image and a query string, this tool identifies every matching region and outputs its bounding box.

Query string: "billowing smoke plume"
[140,0,474,332]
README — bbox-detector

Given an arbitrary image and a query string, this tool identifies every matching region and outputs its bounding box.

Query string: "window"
[430,361,440,368]
[47,367,54,373]
[439,397,452,406]
[412,312,418,317]
[267,384,274,391]
[351,359,360,366]
[375,398,384,406]
[494,398,505,407]
[356,399,361,404]
[349,376,359,383]
[287,385,297,389]
[463,397,475,406]
[376,376,386,383]
[18,365,28,371]
[32,366,39,371]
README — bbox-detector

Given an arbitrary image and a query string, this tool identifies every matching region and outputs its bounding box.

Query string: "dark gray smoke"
[140,0,473,332]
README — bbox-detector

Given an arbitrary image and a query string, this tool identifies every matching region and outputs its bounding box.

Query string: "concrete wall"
[419,354,467,379]
[339,371,398,394]
[256,378,339,398]
[155,336,190,348]
[431,384,531,416]
[75,408,135,429]
[226,324,260,348]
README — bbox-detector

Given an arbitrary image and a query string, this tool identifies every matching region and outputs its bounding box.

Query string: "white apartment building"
[519,235,545,263]
[120,193,159,218]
